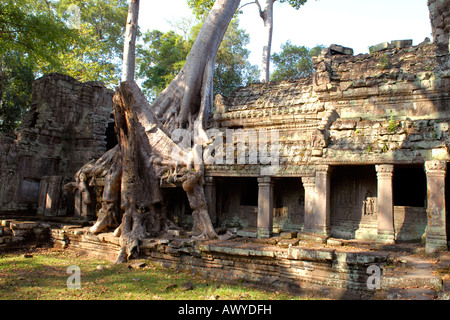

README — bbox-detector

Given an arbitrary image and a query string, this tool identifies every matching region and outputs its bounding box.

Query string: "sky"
[138,0,432,69]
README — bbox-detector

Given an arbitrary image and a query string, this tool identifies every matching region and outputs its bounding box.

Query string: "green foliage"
[49,0,129,86]
[378,54,390,70]
[137,30,190,99]
[0,52,34,132]
[188,0,215,20]
[271,41,324,81]
[136,18,259,100]
[0,248,306,300]
[0,0,75,132]
[0,0,78,68]
[0,0,128,132]
[214,19,260,96]
[278,0,308,10]
[188,0,309,18]
[387,115,398,133]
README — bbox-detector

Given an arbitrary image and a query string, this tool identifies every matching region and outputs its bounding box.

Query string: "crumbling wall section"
[0,73,114,216]
[428,0,450,48]
[315,42,450,164]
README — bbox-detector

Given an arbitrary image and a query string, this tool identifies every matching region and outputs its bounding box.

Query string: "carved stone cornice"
[425,160,447,172]
[301,177,316,188]
[315,165,333,175]
[425,160,447,177]
[375,164,394,178]
[257,176,273,186]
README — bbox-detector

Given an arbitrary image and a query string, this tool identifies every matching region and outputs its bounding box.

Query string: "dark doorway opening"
[393,166,426,207]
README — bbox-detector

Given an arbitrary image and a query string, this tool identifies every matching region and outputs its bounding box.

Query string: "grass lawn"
[0,247,305,300]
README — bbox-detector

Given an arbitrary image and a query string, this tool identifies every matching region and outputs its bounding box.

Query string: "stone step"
[385,287,437,300]
[381,271,443,292]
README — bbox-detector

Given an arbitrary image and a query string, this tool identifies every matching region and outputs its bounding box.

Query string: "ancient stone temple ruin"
[0,73,116,217]
[206,38,450,254]
[0,0,449,298]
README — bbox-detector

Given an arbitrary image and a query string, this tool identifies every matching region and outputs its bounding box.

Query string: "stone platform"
[1,217,449,300]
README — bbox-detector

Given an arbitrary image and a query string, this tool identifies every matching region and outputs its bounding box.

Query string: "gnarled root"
[181,170,219,240]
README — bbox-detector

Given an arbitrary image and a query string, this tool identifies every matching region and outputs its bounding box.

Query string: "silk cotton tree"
[65,0,242,263]
[248,0,308,82]
[189,0,308,83]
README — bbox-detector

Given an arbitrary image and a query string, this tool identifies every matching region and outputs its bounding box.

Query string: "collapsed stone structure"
[0,73,116,217]
[202,38,450,255]
[0,0,449,299]
[1,7,450,255]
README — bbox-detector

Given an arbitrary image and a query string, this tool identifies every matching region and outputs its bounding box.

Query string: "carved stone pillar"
[204,176,217,227]
[425,160,448,254]
[315,165,332,236]
[257,176,274,238]
[302,177,316,233]
[376,164,395,244]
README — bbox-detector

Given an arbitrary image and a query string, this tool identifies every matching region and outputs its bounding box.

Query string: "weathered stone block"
[287,246,335,262]
[12,229,29,237]
[280,231,297,239]
[369,42,390,53]
[391,40,413,49]
[335,251,389,265]
[330,44,354,55]
[297,231,328,244]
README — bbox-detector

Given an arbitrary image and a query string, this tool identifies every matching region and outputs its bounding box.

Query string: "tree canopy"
[136,18,259,100]
[188,0,310,82]
[271,41,323,81]
[0,0,128,132]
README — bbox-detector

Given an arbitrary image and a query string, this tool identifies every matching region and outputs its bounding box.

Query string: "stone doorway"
[273,178,304,233]
[330,165,377,240]
[393,165,427,242]
[216,177,259,231]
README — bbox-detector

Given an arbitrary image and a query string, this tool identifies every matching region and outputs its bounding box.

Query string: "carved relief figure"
[363,191,375,215]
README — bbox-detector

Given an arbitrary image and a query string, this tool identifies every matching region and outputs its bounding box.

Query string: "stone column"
[376,164,395,244]
[204,176,217,227]
[257,176,274,238]
[315,165,332,235]
[302,176,316,233]
[425,160,448,254]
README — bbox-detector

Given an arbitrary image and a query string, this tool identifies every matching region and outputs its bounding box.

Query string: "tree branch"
[238,1,257,11]
[240,0,264,18]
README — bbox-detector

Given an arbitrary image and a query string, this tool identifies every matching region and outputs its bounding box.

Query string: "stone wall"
[211,41,450,169]
[206,38,450,242]
[428,0,450,48]
[0,73,114,216]
[0,219,51,249]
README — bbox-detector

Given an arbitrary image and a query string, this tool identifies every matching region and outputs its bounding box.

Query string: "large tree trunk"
[67,0,241,263]
[259,0,274,83]
[121,0,139,82]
